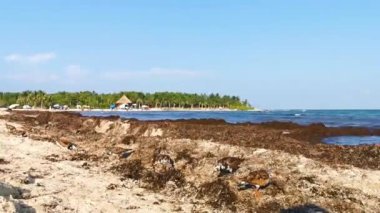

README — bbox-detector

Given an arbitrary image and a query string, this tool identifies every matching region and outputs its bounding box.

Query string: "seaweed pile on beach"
[2,111,380,212]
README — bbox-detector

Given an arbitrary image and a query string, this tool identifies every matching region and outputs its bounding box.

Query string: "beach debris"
[0,182,24,198]
[106,183,118,190]
[36,183,44,187]
[143,128,163,137]
[5,123,16,132]
[152,148,175,173]
[22,176,35,185]
[175,149,196,165]
[41,200,59,211]
[171,206,182,212]
[21,131,27,137]
[67,143,77,151]
[216,157,244,176]
[45,154,58,162]
[126,205,140,210]
[141,169,185,191]
[70,153,99,161]
[237,169,271,199]
[111,160,144,180]
[5,123,27,137]
[81,162,90,169]
[281,204,329,213]
[0,158,10,165]
[120,149,134,159]
[197,179,237,211]
[121,135,136,145]
[205,151,215,158]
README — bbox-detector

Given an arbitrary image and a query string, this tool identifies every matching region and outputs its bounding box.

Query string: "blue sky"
[0,0,379,109]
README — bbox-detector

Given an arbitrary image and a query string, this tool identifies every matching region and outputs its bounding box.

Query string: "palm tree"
[0,90,252,110]
[136,98,143,109]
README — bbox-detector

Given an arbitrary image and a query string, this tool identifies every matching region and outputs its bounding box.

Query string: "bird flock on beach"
[148,148,271,199]
[216,157,271,199]
[8,119,272,202]
[6,120,271,200]
[61,140,272,200]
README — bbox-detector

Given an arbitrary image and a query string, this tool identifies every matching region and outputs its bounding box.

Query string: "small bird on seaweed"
[237,169,271,199]
[67,143,77,150]
[152,148,174,173]
[215,157,244,176]
[120,149,134,159]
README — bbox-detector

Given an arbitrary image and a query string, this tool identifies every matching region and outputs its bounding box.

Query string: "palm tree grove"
[0,91,252,110]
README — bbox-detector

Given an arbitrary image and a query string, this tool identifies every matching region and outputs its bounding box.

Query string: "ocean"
[81,110,380,145]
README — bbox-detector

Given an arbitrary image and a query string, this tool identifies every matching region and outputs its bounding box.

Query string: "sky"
[0,0,379,109]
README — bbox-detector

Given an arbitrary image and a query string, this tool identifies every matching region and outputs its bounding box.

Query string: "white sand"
[0,119,191,213]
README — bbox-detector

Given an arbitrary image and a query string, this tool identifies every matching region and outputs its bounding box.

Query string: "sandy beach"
[0,112,195,212]
[1,110,379,212]
[2,1,379,212]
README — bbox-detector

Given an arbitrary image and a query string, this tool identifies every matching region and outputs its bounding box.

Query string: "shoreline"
[3,108,248,113]
[6,109,380,147]
[1,110,379,212]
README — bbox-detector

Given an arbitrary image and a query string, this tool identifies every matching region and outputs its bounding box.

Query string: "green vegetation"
[0,91,252,110]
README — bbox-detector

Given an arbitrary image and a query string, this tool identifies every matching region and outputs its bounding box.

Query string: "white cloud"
[28,53,56,63]
[62,65,89,85]
[65,65,88,79]
[1,65,208,91]
[5,71,59,83]
[4,52,56,63]
[4,54,22,62]
[2,64,88,84]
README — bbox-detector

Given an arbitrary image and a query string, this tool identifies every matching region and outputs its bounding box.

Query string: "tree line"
[0,90,252,110]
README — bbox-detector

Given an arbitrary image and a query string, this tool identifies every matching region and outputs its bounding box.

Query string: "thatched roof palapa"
[116,95,132,105]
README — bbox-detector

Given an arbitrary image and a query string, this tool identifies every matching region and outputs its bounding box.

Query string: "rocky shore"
[1,111,379,212]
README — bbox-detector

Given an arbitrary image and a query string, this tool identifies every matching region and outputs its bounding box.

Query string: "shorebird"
[152,148,174,173]
[215,157,244,176]
[237,169,271,199]
[120,149,134,159]
[67,143,77,150]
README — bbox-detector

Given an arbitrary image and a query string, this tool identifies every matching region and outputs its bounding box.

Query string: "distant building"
[115,95,132,109]
[23,105,32,109]
[8,104,20,109]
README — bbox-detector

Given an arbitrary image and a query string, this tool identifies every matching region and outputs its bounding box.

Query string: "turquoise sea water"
[81,110,380,145]
[323,136,380,145]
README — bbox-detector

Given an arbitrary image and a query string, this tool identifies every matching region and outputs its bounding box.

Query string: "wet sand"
[1,111,379,212]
